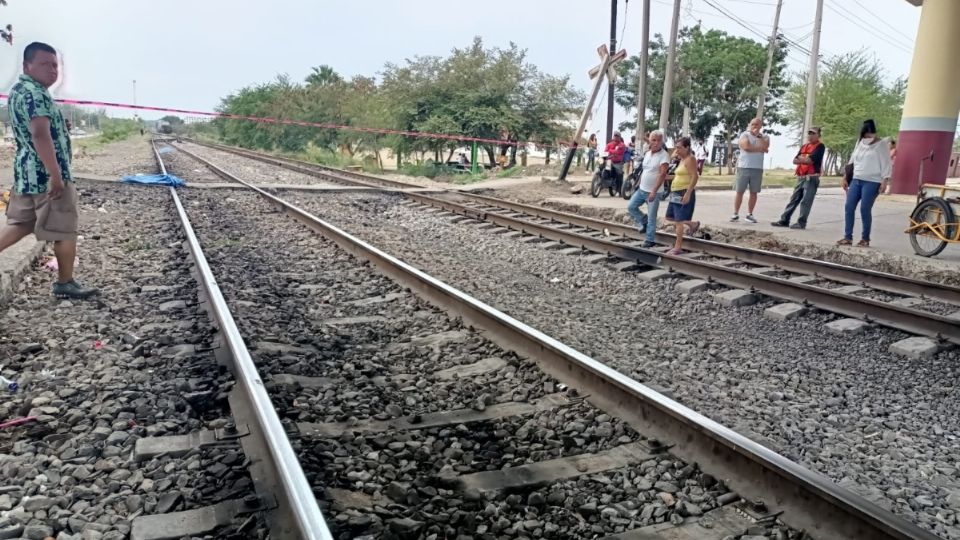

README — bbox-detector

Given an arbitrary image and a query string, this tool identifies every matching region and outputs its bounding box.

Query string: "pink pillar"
[890,0,960,194]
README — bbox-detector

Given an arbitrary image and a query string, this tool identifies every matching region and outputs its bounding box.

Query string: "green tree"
[305,65,343,87]
[784,50,904,175]
[214,38,582,171]
[160,115,184,126]
[379,37,581,166]
[617,27,788,171]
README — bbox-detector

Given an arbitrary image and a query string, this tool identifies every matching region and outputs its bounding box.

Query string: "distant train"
[156,120,173,134]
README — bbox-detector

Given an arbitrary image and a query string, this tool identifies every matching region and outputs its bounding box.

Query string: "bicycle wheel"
[909,197,955,257]
[591,173,602,198]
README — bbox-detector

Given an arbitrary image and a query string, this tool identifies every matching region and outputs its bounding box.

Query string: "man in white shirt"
[626,130,670,247]
[694,138,708,174]
[731,117,769,223]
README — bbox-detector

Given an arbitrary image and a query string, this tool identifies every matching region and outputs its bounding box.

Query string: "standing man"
[0,42,98,299]
[730,117,769,223]
[626,130,670,247]
[694,138,708,175]
[771,127,826,230]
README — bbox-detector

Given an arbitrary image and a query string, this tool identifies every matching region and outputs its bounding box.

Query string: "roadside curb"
[0,239,46,307]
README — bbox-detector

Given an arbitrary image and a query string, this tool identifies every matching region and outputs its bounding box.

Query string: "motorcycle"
[590,153,623,198]
[621,155,644,200]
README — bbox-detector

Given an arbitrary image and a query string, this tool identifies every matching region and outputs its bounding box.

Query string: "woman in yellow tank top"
[664,137,700,255]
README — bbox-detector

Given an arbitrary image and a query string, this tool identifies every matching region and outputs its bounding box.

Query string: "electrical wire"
[851,0,914,43]
[824,0,913,55]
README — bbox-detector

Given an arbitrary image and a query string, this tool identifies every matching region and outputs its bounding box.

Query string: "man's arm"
[792,149,806,165]
[29,117,65,198]
[738,134,763,152]
[809,144,826,173]
[652,162,670,191]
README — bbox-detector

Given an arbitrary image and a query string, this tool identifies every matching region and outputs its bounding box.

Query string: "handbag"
[843,163,854,183]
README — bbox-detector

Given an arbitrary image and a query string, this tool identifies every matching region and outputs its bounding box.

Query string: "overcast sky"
[1,0,921,167]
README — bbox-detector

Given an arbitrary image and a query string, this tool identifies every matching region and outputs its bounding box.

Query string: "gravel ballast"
[0,182,262,539]
[165,169,797,538]
[262,189,960,540]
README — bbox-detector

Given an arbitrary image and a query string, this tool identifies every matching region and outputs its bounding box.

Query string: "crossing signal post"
[558,45,627,182]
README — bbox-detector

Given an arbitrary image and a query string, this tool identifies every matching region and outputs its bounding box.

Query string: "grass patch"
[495,166,526,179]
[99,118,139,143]
[696,168,843,188]
[449,172,489,185]
[298,146,360,168]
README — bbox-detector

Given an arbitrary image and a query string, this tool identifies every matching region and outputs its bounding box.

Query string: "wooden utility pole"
[803,0,824,136]
[757,0,783,118]
[659,0,682,131]
[635,0,650,140]
[607,0,618,142]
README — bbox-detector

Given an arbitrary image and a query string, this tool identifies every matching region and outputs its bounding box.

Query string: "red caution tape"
[0,93,567,149]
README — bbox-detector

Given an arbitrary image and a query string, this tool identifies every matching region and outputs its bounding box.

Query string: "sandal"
[836,239,852,246]
[857,240,870,247]
[666,248,684,256]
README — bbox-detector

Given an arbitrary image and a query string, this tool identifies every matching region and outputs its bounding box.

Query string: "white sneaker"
[729,214,739,222]
[745,214,757,224]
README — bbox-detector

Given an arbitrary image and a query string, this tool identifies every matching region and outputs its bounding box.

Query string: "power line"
[700,0,833,69]
[851,0,914,42]
[700,0,767,40]
[823,0,913,55]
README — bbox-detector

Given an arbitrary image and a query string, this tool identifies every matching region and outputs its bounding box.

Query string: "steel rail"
[172,141,960,343]
[452,192,960,306]
[184,139,960,307]
[405,191,960,345]
[183,138,417,189]
[170,140,940,540]
[151,140,334,540]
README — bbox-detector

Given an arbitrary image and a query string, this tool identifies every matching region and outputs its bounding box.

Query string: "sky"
[1,0,922,168]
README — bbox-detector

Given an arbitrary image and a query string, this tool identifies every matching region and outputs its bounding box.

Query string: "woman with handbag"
[837,119,892,247]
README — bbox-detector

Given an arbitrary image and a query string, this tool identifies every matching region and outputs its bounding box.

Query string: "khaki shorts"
[5,182,79,241]
[735,167,763,194]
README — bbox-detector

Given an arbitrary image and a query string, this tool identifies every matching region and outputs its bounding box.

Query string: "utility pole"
[757,0,783,118]
[607,0,617,142]
[635,0,651,141]
[659,0,681,131]
[803,0,824,136]
[132,79,137,107]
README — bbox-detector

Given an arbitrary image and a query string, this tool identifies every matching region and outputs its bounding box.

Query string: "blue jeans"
[627,187,661,244]
[844,178,882,241]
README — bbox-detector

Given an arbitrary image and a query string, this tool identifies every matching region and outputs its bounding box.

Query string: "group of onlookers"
[587,117,894,253]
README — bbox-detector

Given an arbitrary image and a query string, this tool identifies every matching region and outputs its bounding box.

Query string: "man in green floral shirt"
[0,42,97,299]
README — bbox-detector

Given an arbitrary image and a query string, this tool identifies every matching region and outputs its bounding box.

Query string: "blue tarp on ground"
[121,174,186,187]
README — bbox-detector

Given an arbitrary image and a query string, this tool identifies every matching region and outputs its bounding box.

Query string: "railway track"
[178,139,960,347]
[130,141,332,540]
[151,138,945,539]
